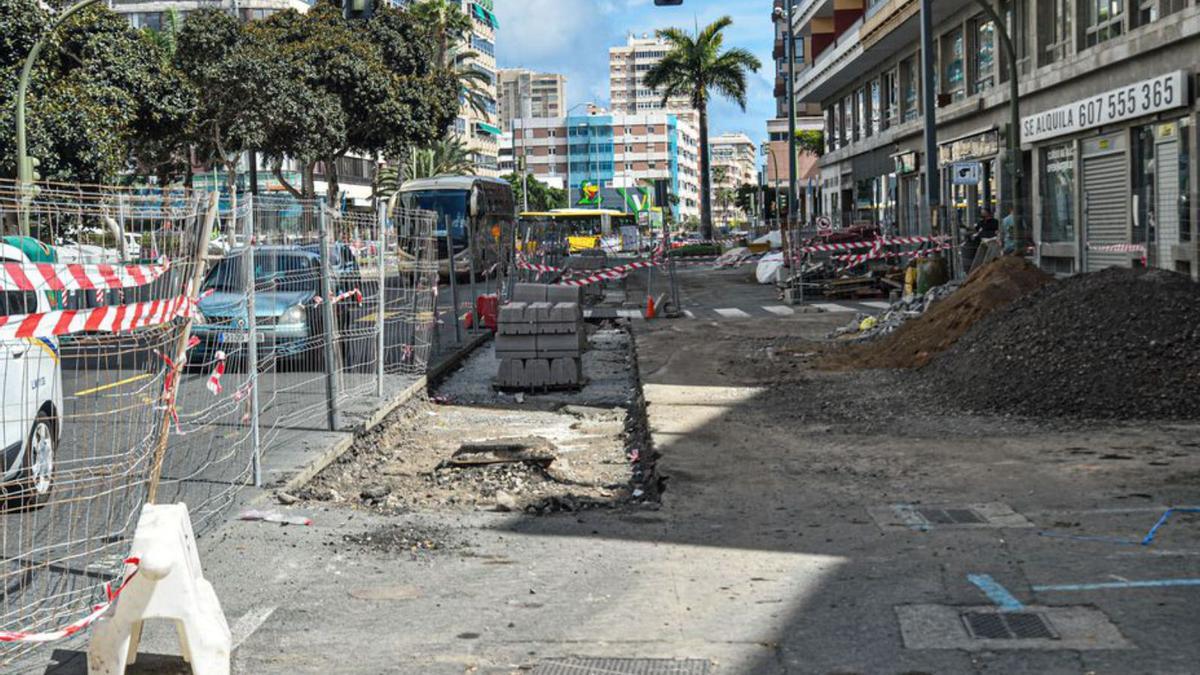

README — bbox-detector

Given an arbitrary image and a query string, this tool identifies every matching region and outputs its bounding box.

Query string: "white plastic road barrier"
[88,504,231,675]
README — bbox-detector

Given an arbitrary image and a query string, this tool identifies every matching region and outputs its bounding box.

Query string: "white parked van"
[0,242,63,507]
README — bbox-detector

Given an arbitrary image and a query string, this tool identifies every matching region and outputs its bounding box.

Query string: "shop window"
[973,17,996,94]
[1082,0,1125,48]
[901,57,919,123]
[869,79,881,137]
[1039,0,1072,65]
[941,29,966,102]
[1179,122,1191,242]
[1041,143,1075,243]
[1132,124,1155,245]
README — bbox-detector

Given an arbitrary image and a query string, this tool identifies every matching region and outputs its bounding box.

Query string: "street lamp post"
[773,0,799,270]
[15,0,104,236]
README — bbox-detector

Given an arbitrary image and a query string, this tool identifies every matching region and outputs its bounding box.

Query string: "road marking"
[860,301,892,310]
[76,373,153,397]
[763,305,795,316]
[812,303,857,313]
[714,308,750,318]
[1032,578,1200,592]
[230,606,276,650]
[616,309,644,320]
[968,574,1026,612]
[682,310,696,319]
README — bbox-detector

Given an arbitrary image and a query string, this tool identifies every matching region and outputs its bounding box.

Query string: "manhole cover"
[531,658,713,675]
[917,508,987,525]
[962,612,1059,640]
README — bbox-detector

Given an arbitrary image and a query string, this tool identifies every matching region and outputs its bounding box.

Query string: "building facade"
[792,0,1199,278]
[511,112,701,221]
[767,2,825,223]
[498,69,567,132]
[709,133,758,225]
[610,34,696,122]
[449,0,502,176]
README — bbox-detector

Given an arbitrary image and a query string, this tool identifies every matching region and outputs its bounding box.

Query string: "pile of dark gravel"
[921,266,1200,420]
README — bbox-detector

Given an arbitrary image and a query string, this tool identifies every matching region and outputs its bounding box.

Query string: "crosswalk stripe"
[616,309,644,319]
[714,308,751,319]
[763,305,795,316]
[860,301,892,310]
[812,303,857,313]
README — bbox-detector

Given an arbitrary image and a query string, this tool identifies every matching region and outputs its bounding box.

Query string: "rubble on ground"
[820,257,1052,370]
[922,266,1200,420]
[830,281,961,341]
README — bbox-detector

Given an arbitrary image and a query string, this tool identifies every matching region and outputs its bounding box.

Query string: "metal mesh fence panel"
[0,180,210,665]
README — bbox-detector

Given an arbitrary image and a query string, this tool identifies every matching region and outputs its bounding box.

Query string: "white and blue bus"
[398,176,515,278]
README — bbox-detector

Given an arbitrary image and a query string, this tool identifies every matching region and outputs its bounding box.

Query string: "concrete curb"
[278,331,492,494]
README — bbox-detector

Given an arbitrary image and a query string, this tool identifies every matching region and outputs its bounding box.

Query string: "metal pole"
[467,218,478,334]
[375,201,387,397]
[444,222,462,344]
[15,0,103,236]
[244,195,262,488]
[784,0,798,270]
[317,206,340,431]
[920,0,941,234]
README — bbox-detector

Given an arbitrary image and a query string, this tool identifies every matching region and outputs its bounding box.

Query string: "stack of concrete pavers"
[495,284,586,390]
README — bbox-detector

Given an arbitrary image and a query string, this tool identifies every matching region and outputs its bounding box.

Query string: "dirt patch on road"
[820,257,1051,370]
[302,326,657,515]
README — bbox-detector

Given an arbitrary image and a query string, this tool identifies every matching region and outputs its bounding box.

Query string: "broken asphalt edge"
[277,330,494,496]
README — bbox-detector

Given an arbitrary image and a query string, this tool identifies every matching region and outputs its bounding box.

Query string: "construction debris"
[923,266,1200,420]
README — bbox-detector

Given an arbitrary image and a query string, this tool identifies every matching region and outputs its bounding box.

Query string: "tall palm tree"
[408,0,492,118]
[374,135,475,201]
[644,17,761,240]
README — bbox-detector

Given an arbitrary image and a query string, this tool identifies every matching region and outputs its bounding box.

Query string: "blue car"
[193,245,362,369]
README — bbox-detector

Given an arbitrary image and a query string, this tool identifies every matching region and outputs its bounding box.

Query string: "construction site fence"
[0,181,437,668]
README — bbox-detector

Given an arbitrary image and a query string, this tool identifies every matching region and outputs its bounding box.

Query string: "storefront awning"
[476,121,502,136]
[472,4,499,29]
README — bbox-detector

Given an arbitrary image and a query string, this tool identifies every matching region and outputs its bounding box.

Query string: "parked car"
[0,240,64,508]
[192,244,363,369]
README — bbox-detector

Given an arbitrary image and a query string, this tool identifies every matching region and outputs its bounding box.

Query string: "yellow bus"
[518,209,639,254]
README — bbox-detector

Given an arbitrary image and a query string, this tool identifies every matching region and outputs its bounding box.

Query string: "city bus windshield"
[400,190,470,248]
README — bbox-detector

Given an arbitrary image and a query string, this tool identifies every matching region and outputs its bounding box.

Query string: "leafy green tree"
[503,173,566,213]
[407,0,492,118]
[643,17,761,240]
[796,129,824,157]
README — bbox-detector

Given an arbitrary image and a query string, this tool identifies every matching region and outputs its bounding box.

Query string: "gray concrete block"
[495,334,538,359]
[535,321,582,335]
[524,359,551,388]
[496,358,524,388]
[536,333,585,354]
[513,283,548,303]
[527,301,554,323]
[550,358,582,387]
[547,302,581,322]
[546,285,582,304]
[498,301,528,324]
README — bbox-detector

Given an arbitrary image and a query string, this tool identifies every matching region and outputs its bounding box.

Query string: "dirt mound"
[821,257,1051,370]
[924,266,1200,420]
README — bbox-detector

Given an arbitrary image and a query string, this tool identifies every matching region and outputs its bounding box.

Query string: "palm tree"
[374,135,475,201]
[408,0,493,118]
[644,17,761,240]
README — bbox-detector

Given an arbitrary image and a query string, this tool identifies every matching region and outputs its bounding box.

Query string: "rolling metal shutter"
[1083,152,1130,272]
[1156,139,1180,269]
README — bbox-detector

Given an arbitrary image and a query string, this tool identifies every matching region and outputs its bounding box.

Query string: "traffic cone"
[645,296,656,320]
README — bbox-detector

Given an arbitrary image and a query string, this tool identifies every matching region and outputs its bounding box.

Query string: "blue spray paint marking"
[1038,507,1200,547]
[967,574,1026,612]
[1033,578,1200,592]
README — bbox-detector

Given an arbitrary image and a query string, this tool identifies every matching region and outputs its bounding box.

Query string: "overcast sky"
[493,0,775,146]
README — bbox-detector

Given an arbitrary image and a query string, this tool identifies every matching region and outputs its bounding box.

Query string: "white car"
[1,243,63,507]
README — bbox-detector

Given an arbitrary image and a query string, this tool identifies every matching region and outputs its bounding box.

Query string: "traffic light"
[19,156,41,199]
[654,0,683,5]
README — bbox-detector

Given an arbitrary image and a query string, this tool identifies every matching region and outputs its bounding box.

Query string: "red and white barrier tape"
[207,351,227,396]
[836,243,952,273]
[0,294,196,340]
[798,235,947,255]
[0,558,140,644]
[0,260,169,293]
[312,288,363,307]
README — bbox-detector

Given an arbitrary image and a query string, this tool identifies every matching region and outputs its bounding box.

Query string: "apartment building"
[498,69,567,132]
[609,34,697,122]
[791,0,1199,278]
[709,133,758,225]
[449,0,502,176]
[511,111,701,221]
[767,2,825,221]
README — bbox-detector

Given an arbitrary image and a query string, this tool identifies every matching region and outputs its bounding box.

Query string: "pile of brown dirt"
[820,257,1052,370]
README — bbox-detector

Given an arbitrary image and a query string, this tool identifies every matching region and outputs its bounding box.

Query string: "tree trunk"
[325,155,340,211]
[697,103,714,241]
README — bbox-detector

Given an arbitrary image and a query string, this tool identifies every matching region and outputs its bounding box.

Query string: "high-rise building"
[448,0,502,176]
[498,69,567,132]
[709,133,758,225]
[512,111,701,221]
[609,33,696,122]
[766,1,824,223]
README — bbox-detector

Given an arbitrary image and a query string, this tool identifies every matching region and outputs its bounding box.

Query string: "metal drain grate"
[531,658,713,675]
[917,508,987,525]
[962,612,1059,640]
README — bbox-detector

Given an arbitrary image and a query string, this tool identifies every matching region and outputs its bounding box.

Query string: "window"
[1137,0,1189,24]
[1180,122,1192,243]
[0,289,38,317]
[840,96,851,146]
[1132,124,1156,245]
[826,108,837,152]
[901,57,919,123]
[941,28,966,102]
[1083,0,1125,48]
[1040,0,1072,65]
[854,87,866,141]
[869,79,880,137]
[882,69,899,129]
[973,18,996,93]
[1041,143,1075,243]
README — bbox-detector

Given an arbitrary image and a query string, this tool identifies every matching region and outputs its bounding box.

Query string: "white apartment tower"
[498,69,567,132]
[450,0,502,176]
[609,33,696,122]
